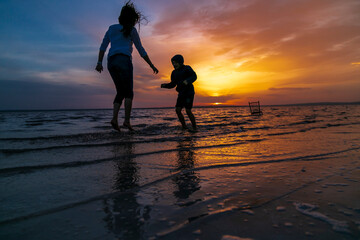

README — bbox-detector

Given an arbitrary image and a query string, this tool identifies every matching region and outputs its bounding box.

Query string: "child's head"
[171,54,184,69]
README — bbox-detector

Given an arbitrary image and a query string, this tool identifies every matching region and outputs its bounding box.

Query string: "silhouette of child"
[161,55,197,130]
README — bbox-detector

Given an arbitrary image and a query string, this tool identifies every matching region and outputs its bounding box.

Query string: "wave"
[25,123,44,127]
[0,131,113,141]
[0,139,267,176]
[1,146,358,226]
[25,119,63,124]
[1,121,359,154]
[268,122,360,136]
[267,131,298,136]
[163,117,177,121]
[246,126,272,130]
[288,120,320,126]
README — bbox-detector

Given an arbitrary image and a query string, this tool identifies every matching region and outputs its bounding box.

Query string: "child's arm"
[161,72,176,89]
[183,66,197,85]
[161,81,176,89]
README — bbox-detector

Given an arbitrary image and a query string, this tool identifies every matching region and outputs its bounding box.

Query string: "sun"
[193,59,274,98]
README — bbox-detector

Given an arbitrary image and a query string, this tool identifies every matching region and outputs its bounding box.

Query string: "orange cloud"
[130,0,360,106]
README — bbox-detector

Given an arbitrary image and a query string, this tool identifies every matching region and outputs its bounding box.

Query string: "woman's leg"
[122,58,134,131]
[108,54,133,131]
[123,98,134,131]
[112,102,121,123]
[110,102,121,131]
[108,55,126,132]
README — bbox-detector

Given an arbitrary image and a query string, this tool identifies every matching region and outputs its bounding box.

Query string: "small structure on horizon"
[248,101,263,115]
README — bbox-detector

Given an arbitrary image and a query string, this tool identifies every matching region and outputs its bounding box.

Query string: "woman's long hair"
[118,1,145,37]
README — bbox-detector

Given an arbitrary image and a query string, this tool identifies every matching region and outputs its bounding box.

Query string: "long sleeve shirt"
[162,65,197,94]
[99,24,147,59]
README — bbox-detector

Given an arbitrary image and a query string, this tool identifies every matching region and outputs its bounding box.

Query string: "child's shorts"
[176,92,194,109]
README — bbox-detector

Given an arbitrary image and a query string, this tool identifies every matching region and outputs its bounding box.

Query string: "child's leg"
[176,107,187,129]
[186,108,196,129]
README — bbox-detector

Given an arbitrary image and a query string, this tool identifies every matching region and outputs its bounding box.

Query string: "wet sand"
[160,155,360,240]
[1,145,359,240]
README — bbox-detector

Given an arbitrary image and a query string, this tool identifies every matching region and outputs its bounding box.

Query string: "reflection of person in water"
[173,137,201,200]
[102,142,150,239]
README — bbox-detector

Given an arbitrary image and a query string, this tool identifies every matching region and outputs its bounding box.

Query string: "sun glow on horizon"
[194,61,278,98]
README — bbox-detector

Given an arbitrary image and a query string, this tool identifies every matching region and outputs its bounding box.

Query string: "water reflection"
[101,136,201,238]
[102,141,150,239]
[173,136,201,201]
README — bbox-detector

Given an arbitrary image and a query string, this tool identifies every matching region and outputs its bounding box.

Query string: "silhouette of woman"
[95,1,158,131]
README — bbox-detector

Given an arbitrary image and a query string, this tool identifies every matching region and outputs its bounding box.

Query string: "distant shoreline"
[0,101,359,112]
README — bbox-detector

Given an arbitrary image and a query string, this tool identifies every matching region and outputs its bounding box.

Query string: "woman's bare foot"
[123,122,134,131]
[110,120,120,132]
[188,127,197,133]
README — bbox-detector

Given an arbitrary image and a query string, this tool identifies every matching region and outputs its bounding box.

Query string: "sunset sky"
[0,0,359,109]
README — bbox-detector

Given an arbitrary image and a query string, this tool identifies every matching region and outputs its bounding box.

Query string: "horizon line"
[0,101,359,112]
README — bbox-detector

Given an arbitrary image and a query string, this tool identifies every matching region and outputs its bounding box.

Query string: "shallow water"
[0,105,360,239]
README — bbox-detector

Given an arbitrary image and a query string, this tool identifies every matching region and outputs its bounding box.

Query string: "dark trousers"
[107,54,134,104]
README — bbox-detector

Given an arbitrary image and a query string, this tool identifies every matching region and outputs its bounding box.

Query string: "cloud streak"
[0,79,113,110]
